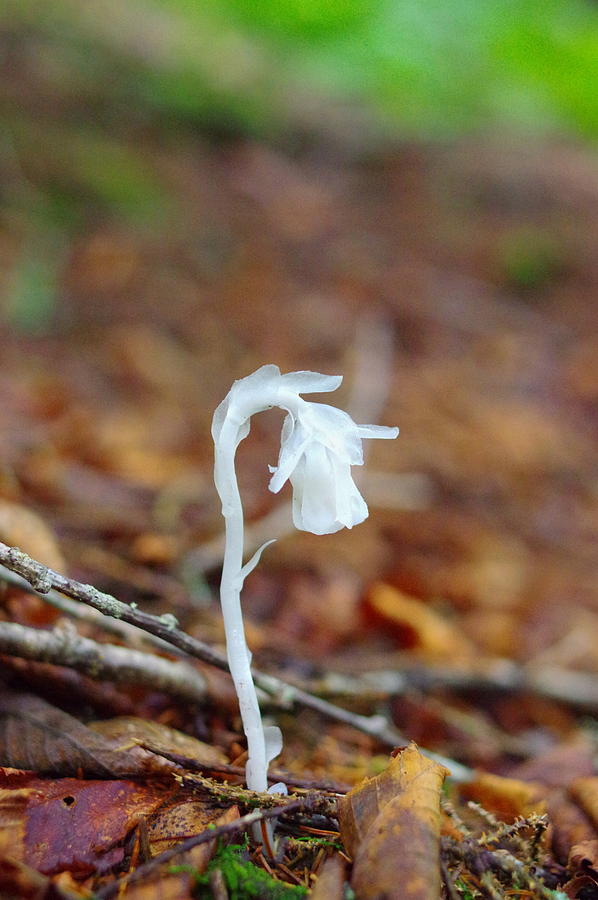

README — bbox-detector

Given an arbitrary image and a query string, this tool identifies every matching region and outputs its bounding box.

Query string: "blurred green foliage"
[1,0,597,329]
[3,0,598,141]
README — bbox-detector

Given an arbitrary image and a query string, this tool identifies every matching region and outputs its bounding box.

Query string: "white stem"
[217,419,268,793]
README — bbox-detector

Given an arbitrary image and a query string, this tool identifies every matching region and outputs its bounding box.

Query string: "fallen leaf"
[89,717,226,768]
[0,501,66,573]
[338,742,449,900]
[25,778,174,876]
[117,803,241,900]
[364,583,473,661]
[0,500,67,626]
[563,840,598,898]
[460,772,547,822]
[0,775,42,862]
[0,687,179,777]
[570,778,598,830]
[569,839,598,873]
[510,737,596,788]
[0,856,80,899]
[310,853,346,900]
[148,800,240,868]
[0,767,176,877]
[548,789,597,864]
[115,870,196,900]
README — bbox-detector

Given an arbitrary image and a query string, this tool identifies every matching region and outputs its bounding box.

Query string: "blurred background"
[1,0,598,767]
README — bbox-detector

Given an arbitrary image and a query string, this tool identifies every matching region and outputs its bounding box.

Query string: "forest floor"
[1,121,598,898]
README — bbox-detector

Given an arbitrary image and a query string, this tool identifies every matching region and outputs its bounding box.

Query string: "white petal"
[334,463,368,529]
[303,404,364,465]
[293,442,343,535]
[357,424,400,440]
[279,371,342,395]
[268,420,311,493]
[290,455,306,529]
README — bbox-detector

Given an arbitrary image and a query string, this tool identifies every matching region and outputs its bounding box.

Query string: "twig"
[95,800,303,900]
[0,564,188,658]
[157,751,350,793]
[310,658,598,715]
[181,772,340,819]
[0,542,471,780]
[442,837,561,898]
[0,620,207,702]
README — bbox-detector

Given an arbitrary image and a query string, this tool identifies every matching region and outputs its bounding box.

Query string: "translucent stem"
[217,421,268,794]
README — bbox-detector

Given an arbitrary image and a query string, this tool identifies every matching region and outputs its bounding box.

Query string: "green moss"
[176,841,308,900]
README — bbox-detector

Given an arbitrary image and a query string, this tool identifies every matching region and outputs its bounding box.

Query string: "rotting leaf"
[25,777,175,876]
[0,767,176,878]
[510,736,596,789]
[0,687,180,777]
[338,742,449,900]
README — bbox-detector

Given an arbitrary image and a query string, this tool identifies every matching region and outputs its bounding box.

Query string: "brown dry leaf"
[148,800,240,867]
[563,840,598,898]
[510,736,596,789]
[0,772,42,863]
[364,583,473,661]
[25,777,175,876]
[569,839,598,873]
[122,803,241,900]
[460,772,547,822]
[0,500,66,572]
[89,717,226,767]
[0,857,81,900]
[0,767,175,877]
[570,777,598,830]
[117,870,196,900]
[338,742,449,900]
[0,688,180,777]
[310,853,346,900]
[548,790,597,864]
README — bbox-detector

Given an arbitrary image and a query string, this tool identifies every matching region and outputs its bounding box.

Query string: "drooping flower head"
[213,364,399,535]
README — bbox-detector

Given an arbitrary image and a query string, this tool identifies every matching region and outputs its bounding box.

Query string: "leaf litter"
[1,47,598,898]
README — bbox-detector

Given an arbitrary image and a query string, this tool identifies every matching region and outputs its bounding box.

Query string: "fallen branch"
[0,620,207,702]
[181,772,341,819]
[310,659,598,715]
[0,542,470,780]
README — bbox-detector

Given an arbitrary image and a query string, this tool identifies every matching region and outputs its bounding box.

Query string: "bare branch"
[0,542,471,780]
[0,620,207,702]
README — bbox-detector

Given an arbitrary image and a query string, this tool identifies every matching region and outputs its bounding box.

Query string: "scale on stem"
[212,364,399,852]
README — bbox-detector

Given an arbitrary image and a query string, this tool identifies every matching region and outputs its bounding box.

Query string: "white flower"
[212,363,399,536]
[212,364,399,807]
[268,399,399,535]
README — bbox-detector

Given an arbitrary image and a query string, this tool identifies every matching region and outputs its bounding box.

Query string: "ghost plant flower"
[212,365,398,845]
